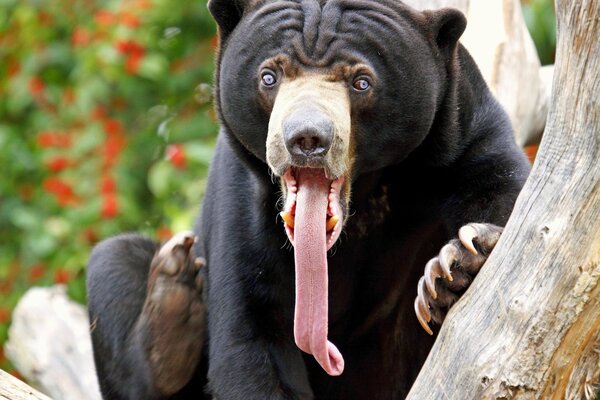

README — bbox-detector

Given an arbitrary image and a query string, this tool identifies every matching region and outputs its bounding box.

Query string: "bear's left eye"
[352,77,371,91]
[261,70,277,87]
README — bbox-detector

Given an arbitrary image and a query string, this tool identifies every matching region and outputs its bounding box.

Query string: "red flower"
[156,226,173,241]
[115,39,144,56]
[37,132,71,148]
[43,177,73,196]
[72,27,91,47]
[38,132,54,147]
[166,144,187,169]
[115,39,130,54]
[95,10,116,26]
[54,269,71,284]
[132,0,151,10]
[120,12,141,28]
[103,135,126,165]
[28,263,46,282]
[58,195,77,207]
[43,177,77,206]
[91,105,107,120]
[125,54,143,74]
[100,176,116,194]
[29,77,45,96]
[101,195,119,218]
[103,119,123,136]
[129,42,145,57]
[115,39,145,74]
[46,157,70,172]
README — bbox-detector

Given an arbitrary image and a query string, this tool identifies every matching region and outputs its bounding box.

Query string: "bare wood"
[404,0,548,146]
[0,369,51,400]
[407,0,600,398]
[4,286,102,400]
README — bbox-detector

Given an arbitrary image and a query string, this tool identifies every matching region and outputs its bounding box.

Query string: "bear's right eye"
[261,70,277,87]
[352,77,371,92]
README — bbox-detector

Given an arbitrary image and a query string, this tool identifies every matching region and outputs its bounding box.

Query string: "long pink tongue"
[293,169,344,376]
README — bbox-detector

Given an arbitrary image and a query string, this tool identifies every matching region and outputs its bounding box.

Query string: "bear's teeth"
[326,215,339,232]
[280,211,295,228]
[281,211,337,232]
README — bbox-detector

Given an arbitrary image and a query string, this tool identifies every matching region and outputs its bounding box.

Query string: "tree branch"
[0,369,51,400]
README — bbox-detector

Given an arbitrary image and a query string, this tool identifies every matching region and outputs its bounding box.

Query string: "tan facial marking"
[266,75,352,179]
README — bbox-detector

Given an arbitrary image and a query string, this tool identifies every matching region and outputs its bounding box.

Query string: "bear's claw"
[154,231,204,281]
[158,230,196,257]
[415,223,503,335]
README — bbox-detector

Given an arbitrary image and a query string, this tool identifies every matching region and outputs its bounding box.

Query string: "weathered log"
[0,369,51,400]
[404,0,548,146]
[407,0,599,399]
[4,286,102,400]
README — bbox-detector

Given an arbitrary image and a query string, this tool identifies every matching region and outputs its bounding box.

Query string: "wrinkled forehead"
[238,0,423,67]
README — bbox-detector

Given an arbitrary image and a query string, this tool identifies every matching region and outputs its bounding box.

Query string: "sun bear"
[86,0,531,398]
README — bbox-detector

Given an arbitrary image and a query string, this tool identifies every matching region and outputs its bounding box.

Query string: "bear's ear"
[208,0,248,39]
[423,8,467,55]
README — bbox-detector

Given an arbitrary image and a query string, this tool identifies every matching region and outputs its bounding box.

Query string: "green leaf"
[138,54,169,81]
[185,141,214,165]
[147,160,173,198]
[9,206,39,230]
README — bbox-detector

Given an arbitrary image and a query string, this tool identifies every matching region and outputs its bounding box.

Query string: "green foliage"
[522,0,556,65]
[0,0,217,372]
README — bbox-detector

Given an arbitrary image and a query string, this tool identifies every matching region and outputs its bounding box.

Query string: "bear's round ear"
[208,0,248,39]
[423,8,467,54]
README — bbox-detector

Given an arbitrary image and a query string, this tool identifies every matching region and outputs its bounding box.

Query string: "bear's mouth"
[280,168,345,249]
[278,167,346,376]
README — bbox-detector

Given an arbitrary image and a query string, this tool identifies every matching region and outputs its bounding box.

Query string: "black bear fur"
[86,0,531,398]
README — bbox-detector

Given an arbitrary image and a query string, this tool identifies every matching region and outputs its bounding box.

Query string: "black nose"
[283,111,333,158]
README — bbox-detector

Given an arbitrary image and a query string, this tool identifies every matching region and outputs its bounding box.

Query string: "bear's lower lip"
[280,168,344,250]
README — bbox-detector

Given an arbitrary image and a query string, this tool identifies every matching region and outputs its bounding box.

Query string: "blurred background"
[0,0,555,376]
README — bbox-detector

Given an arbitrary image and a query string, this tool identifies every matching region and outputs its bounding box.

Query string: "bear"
[86,0,531,399]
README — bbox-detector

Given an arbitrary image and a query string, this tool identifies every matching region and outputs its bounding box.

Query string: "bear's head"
[209,0,466,376]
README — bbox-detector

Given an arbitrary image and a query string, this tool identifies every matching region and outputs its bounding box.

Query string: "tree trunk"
[0,369,52,400]
[407,0,600,399]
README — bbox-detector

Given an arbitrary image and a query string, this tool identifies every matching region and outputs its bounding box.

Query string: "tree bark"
[407,1,599,399]
[4,286,102,400]
[0,369,52,400]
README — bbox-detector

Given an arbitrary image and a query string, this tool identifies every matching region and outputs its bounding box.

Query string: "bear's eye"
[352,77,371,91]
[261,70,277,87]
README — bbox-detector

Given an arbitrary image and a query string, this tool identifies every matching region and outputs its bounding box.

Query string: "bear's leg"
[87,232,206,400]
[414,223,503,334]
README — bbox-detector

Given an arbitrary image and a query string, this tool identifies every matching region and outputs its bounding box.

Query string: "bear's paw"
[414,223,503,335]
